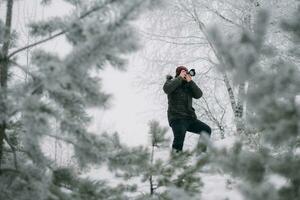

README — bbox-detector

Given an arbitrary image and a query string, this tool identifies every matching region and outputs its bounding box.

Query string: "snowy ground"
[200,172,243,200]
[199,135,244,200]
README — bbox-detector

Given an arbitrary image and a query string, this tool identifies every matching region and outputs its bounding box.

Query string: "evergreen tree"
[132,120,207,199]
[0,0,162,199]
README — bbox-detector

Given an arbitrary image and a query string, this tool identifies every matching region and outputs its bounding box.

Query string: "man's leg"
[187,119,211,152]
[170,119,187,152]
[187,119,211,136]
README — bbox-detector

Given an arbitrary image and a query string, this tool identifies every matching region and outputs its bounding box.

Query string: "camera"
[188,69,196,76]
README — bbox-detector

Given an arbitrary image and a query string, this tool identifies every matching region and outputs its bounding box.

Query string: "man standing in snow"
[163,66,211,152]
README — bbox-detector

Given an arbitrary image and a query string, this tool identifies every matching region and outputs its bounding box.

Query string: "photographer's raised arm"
[187,80,203,99]
[163,76,183,94]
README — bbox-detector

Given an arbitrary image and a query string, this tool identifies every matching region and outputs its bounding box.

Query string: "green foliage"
[148,120,169,147]
[132,120,206,199]
[40,0,52,5]
[50,167,139,200]
[209,6,300,200]
[0,0,163,200]
[29,17,65,37]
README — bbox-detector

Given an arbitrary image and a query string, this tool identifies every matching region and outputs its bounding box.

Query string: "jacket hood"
[166,75,173,80]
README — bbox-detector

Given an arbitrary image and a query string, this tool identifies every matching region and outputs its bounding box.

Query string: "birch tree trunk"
[235,1,260,134]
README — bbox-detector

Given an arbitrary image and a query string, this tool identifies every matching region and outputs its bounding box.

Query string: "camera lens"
[188,69,195,76]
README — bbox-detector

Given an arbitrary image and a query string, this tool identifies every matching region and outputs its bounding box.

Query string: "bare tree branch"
[8,31,65,58]
[139,29,206,40]
[201,4,242,28]
[142,35,208,46]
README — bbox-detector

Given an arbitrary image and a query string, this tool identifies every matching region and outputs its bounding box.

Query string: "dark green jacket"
[163,75,203,125]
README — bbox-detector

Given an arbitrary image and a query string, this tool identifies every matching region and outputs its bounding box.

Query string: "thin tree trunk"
[0,0,14,170]
[236,84,245,118]
[149,144,154,195]
[223,73,237,116]
[235,83,245,133]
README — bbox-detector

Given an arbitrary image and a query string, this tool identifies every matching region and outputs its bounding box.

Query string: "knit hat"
[175,66,188,77]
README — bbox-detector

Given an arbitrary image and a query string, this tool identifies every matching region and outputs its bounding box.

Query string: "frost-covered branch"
[8,0,117,58]
[8,31,65,58]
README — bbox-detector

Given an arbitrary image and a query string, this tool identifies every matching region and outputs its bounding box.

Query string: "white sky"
[88,60,169,147]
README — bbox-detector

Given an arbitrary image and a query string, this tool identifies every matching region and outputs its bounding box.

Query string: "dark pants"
[170,118,211,151]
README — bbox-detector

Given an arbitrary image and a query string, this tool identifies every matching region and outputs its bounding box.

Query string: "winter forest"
[0,0,300,199]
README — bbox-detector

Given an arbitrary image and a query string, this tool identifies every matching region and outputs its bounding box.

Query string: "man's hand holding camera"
[179,70,192,82]
[185,74,192,82]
